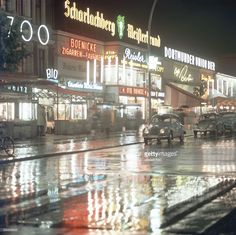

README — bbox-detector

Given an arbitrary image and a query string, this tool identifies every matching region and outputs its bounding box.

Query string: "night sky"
[82,0,236,59]
[59,0,236,74]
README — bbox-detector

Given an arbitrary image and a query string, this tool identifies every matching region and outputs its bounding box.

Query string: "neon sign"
[61,38,101,61]
[127,24,161,48]
[124,48,146,63]
[46,68,58,83]
[174,65,194,83]
[165,47,215,71]
[7,16,50,45]
[70,38,96,52]
[64,0,115,36]
[119,86,147,96]
[116,15,125,39]
[67,81,103,91]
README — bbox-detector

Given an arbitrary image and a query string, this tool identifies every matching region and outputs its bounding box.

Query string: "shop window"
[0,102,15,121]
[19,103,37,121]
[71,104,87,120]
[54,104,70,120]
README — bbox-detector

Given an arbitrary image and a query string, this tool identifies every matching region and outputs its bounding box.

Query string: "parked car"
[193,112,224,138]
[219,112,236,134]
[143,113,185,145]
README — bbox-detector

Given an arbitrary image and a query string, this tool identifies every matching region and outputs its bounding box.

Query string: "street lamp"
[147,0,158,122]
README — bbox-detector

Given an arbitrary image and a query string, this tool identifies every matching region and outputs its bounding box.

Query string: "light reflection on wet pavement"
[1,136,236,234]
[5,135,143,161]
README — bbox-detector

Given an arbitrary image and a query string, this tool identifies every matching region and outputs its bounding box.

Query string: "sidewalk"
[14,130,138,146]
[0,129,193,164]
[0,130,143,164]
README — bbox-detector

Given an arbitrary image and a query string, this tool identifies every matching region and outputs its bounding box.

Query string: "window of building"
[19,102,37,120]
[0,102,15,121]
[71,103,87,120]
[54,104,70,120]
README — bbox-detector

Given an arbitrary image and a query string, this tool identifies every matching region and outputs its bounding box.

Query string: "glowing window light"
[122,56,126,85]
[130,60,133,86]
[231,81,234,97]
[115,56,118,84]
[107,57,111,83]
[87,60,90,84]
[221,79,224,94]
[226,81,229,96]
[101,57,104,83]
[93,59,96,84]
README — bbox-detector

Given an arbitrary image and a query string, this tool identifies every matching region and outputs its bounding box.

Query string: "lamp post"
[147,0,158,122]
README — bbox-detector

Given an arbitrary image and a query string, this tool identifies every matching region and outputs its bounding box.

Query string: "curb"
[1,134,194,165]
[0,141,143,164]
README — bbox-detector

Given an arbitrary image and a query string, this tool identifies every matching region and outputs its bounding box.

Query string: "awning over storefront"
[38,84,89,97]
[210,96,236,107]
[2,79,90,99]
[165,82,205,108]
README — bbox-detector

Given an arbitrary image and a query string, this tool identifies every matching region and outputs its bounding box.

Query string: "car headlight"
[160,128,165,134]
[143,128,149,135]
[208,124,215,128]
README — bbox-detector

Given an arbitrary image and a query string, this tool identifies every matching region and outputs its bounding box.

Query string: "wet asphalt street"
[1,132,236,234]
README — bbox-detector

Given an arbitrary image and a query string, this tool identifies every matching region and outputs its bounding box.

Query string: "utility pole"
[147,0,158,122]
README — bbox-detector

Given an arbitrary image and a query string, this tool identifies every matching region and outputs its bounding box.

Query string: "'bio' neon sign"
[7,16,50,45]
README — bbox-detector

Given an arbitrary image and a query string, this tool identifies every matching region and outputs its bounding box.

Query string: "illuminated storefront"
[0,82,37,138]
[103,43,149,127]
[162,47,216,114]
[211,73,236,111]
[47,31,106,134]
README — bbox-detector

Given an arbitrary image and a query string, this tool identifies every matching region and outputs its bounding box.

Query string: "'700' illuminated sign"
[7,16,50,46]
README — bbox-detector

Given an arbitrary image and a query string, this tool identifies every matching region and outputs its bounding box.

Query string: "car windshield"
[151,116,171,124]
[200,114,216,121]
[222,113,236,118]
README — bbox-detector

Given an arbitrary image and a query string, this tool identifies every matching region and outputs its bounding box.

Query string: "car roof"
[152,113,181,119]
[219,111,236,115]
[201,112,218,116]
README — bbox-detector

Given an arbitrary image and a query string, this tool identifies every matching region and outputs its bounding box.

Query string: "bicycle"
[0,123,14,156]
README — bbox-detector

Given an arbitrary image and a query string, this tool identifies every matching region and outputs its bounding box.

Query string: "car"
[193,112,224,138]
[219,112,236,134]
[143,113,185,145]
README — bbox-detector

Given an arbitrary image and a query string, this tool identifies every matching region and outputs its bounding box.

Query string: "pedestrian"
[91,112,99,138]
[102,109,112,137]
[135,108,143,133]
[37,105,47,136]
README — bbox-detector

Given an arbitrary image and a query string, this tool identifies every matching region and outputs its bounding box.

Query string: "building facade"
[1,0,229,138]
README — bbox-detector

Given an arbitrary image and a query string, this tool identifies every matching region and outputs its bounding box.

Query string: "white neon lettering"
[20,20,33,42]
[6,16,14,37]
[38,25,50,45]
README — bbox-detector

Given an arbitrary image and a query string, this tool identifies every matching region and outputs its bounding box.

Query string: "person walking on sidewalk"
[37,104,47,136]
[102,109,112,137]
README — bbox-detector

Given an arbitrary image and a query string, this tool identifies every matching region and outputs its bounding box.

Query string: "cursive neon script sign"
[124,48,146,64]
[64,0,116,36]
[174,65,194,82]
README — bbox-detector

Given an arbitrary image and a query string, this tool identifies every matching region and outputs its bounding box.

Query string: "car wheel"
[144,139,148,145]
[221,127,225,136]
[168,132,173,144]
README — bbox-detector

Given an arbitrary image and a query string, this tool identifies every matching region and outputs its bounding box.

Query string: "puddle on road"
[1,139,236,233]
[10,174,234,234]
